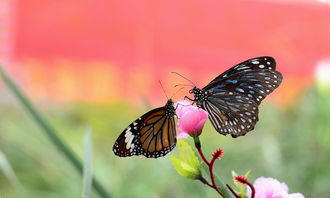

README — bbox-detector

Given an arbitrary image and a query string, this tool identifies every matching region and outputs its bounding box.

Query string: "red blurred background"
[1,0,330,105]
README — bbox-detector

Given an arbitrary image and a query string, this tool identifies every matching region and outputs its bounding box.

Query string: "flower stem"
[214,174,235,198]
[234,176,256,198]
[209,157,223,196]
[194,138,210,166]
[245,180,255,198]
[198,176,213,188]
[193,137,234,198]
[226,184,241,198]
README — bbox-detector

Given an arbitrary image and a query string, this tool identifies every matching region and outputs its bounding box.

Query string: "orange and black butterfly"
[112,99,177,158]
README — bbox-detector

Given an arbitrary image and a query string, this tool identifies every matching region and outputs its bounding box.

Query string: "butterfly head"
[189,87,208,105]
[166,99,174,107]
[165,99,175,117]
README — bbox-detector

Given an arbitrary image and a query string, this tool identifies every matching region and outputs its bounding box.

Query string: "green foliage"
[82,128,93,198]
[171,140,202,179]
[0,69,329,197]
[0,67,110,198]
[0,150,27,198]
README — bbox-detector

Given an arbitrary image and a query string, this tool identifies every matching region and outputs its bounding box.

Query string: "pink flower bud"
[175,100,208,139]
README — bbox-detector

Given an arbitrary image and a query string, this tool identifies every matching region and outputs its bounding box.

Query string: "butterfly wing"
[205,69,282,105]
[204,56,276,90]
[197,57,282,137]
[113,104,177,158]
[201,90,259,137]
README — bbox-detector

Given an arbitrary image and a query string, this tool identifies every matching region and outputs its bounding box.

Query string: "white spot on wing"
[125,131,132,138]
[237,66,250,70]
[252,61,259,64]
[126,134,135,149]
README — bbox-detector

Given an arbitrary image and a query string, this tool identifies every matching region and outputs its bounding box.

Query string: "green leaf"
[0,66,111,198]
[82,127,93,198]
[171,140,202,179]
[0,150,28,198]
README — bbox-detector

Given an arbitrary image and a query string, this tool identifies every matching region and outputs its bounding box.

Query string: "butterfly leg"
[184,96,194,101]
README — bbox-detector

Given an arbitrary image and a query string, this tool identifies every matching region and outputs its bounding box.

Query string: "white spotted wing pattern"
[113,99,176,158]
[191,56,282,137]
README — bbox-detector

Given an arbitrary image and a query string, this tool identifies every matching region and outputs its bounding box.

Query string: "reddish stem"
[194,137,223,197]
[198,176,213,188]
[209,157,223,196]
[226,184,241,198]
[245,180,255,198]
[197,147,210,166]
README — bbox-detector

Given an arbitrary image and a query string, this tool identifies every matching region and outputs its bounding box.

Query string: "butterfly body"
[189,56,282,138]
[113,99,177,158]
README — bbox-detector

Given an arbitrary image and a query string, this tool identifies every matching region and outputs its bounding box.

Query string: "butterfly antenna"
[170,87,185,99]
[158,80,169,100]
[171,72,196,86]
[174,84,194,88]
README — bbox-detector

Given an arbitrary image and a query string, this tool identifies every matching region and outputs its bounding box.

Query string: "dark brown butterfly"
[185,56,283,138]
[112,99,177,158]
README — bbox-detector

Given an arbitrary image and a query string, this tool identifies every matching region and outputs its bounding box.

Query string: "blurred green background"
[1,0,330,197]
[1,84,330,197]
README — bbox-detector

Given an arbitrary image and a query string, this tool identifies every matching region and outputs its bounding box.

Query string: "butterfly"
[113,99,177,158]
[185,56,283,138]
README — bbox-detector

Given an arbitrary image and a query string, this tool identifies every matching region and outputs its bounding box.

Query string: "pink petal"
[175,100,208,137]
[176,131,189,139]
[288,193,305,198]
[272,191,290,198]
[194,117,208,132]
[179,112,199,133]
[248,177,304,198]
[175,100,192,118]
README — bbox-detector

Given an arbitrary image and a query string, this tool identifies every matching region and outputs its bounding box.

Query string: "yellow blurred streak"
[19,58,122,103]
[24,58,49,99]
[52,59,77,101]
[127,64,153,102]
[80,61,119,102]
[272,76,310,107]
[14,58,311,107]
